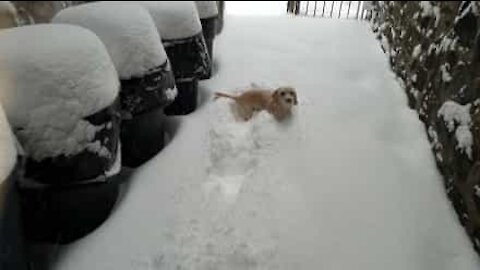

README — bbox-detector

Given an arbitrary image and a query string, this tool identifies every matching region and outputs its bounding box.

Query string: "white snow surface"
[195,1,218,19]
[0,104,16,182]
[137,1,202,40]
[226,1,287,16]
[53,17,480,270]
[52,2,168,79]
[0,24,119,161]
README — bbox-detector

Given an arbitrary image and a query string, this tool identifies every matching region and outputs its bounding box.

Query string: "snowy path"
[54,17,480,270]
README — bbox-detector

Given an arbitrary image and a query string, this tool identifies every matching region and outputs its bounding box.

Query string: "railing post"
[287,1,301,15]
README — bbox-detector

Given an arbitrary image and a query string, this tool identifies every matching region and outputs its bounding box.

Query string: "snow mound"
[0,103,16,181]
[52,2,168,79]
[137,1,202,40]
[0,24,119,161]
[195,1,218,19]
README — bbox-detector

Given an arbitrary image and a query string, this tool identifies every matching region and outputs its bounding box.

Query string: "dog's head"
[273,87,298,107]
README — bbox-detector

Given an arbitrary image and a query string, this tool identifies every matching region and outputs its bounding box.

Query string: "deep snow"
[52,2,168,79]
[53,17,480,270]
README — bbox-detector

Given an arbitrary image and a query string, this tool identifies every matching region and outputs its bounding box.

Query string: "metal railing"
[287,1,373,20]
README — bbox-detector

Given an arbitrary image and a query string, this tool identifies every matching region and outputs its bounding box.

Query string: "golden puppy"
[214,87,297,121]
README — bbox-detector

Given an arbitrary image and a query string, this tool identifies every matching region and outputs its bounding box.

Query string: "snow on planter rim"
[52,2,168,80]
[0,1,15,14]
[0,24,119,161]
[137,1,202,40]
[195,1,218,19]
[0,103,17,182]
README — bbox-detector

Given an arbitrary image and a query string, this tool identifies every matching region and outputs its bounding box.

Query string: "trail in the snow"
[141,97,306,270]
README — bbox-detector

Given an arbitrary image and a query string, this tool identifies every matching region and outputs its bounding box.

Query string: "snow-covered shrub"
[372,1,480,254]
[0,24,121,184]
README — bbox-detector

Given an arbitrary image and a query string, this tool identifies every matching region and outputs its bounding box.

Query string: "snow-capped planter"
[0,1,18,29]
[52,2,177,115]
[0,24,121,185]
[52,2,177,167]
[0,24,121,244]
[195,1,218,65]
[0,104,27,270]
[139,1,211,115]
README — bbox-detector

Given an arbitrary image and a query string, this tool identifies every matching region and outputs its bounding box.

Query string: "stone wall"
[372,1,480,253]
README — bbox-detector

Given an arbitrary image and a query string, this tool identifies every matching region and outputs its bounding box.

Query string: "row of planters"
[0,1,223,269]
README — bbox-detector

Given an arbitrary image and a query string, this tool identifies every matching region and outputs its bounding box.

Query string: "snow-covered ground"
[53,16,480,270]
[225,1,287,16]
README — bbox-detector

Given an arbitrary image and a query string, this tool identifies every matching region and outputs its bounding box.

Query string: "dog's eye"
[280,92,285,96]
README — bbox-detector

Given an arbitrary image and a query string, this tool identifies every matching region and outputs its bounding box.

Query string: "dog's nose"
[286,98,293,103]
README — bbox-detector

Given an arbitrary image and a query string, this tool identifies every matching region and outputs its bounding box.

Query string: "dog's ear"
[292,91,298,105]
[272,89,281,99]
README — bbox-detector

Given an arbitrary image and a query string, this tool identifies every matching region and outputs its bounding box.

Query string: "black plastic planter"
[162,33,210,115]
[120,108,167,167]
[1,161,28,270]
[140,1,211,115]
[195,1,219,74]
[164,79,199,116]
[0,103,27,270]
[25,99,121,185]
[0,24,123,244]
[119,62,176,167]
[162,33,210,92]
[119,62,177,116]
[18,178,120,244]
[17,99,122,244]
[216,1,224,35]
[201,16,217,64]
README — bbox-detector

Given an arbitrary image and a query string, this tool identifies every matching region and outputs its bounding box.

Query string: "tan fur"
[214,87,298,121]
